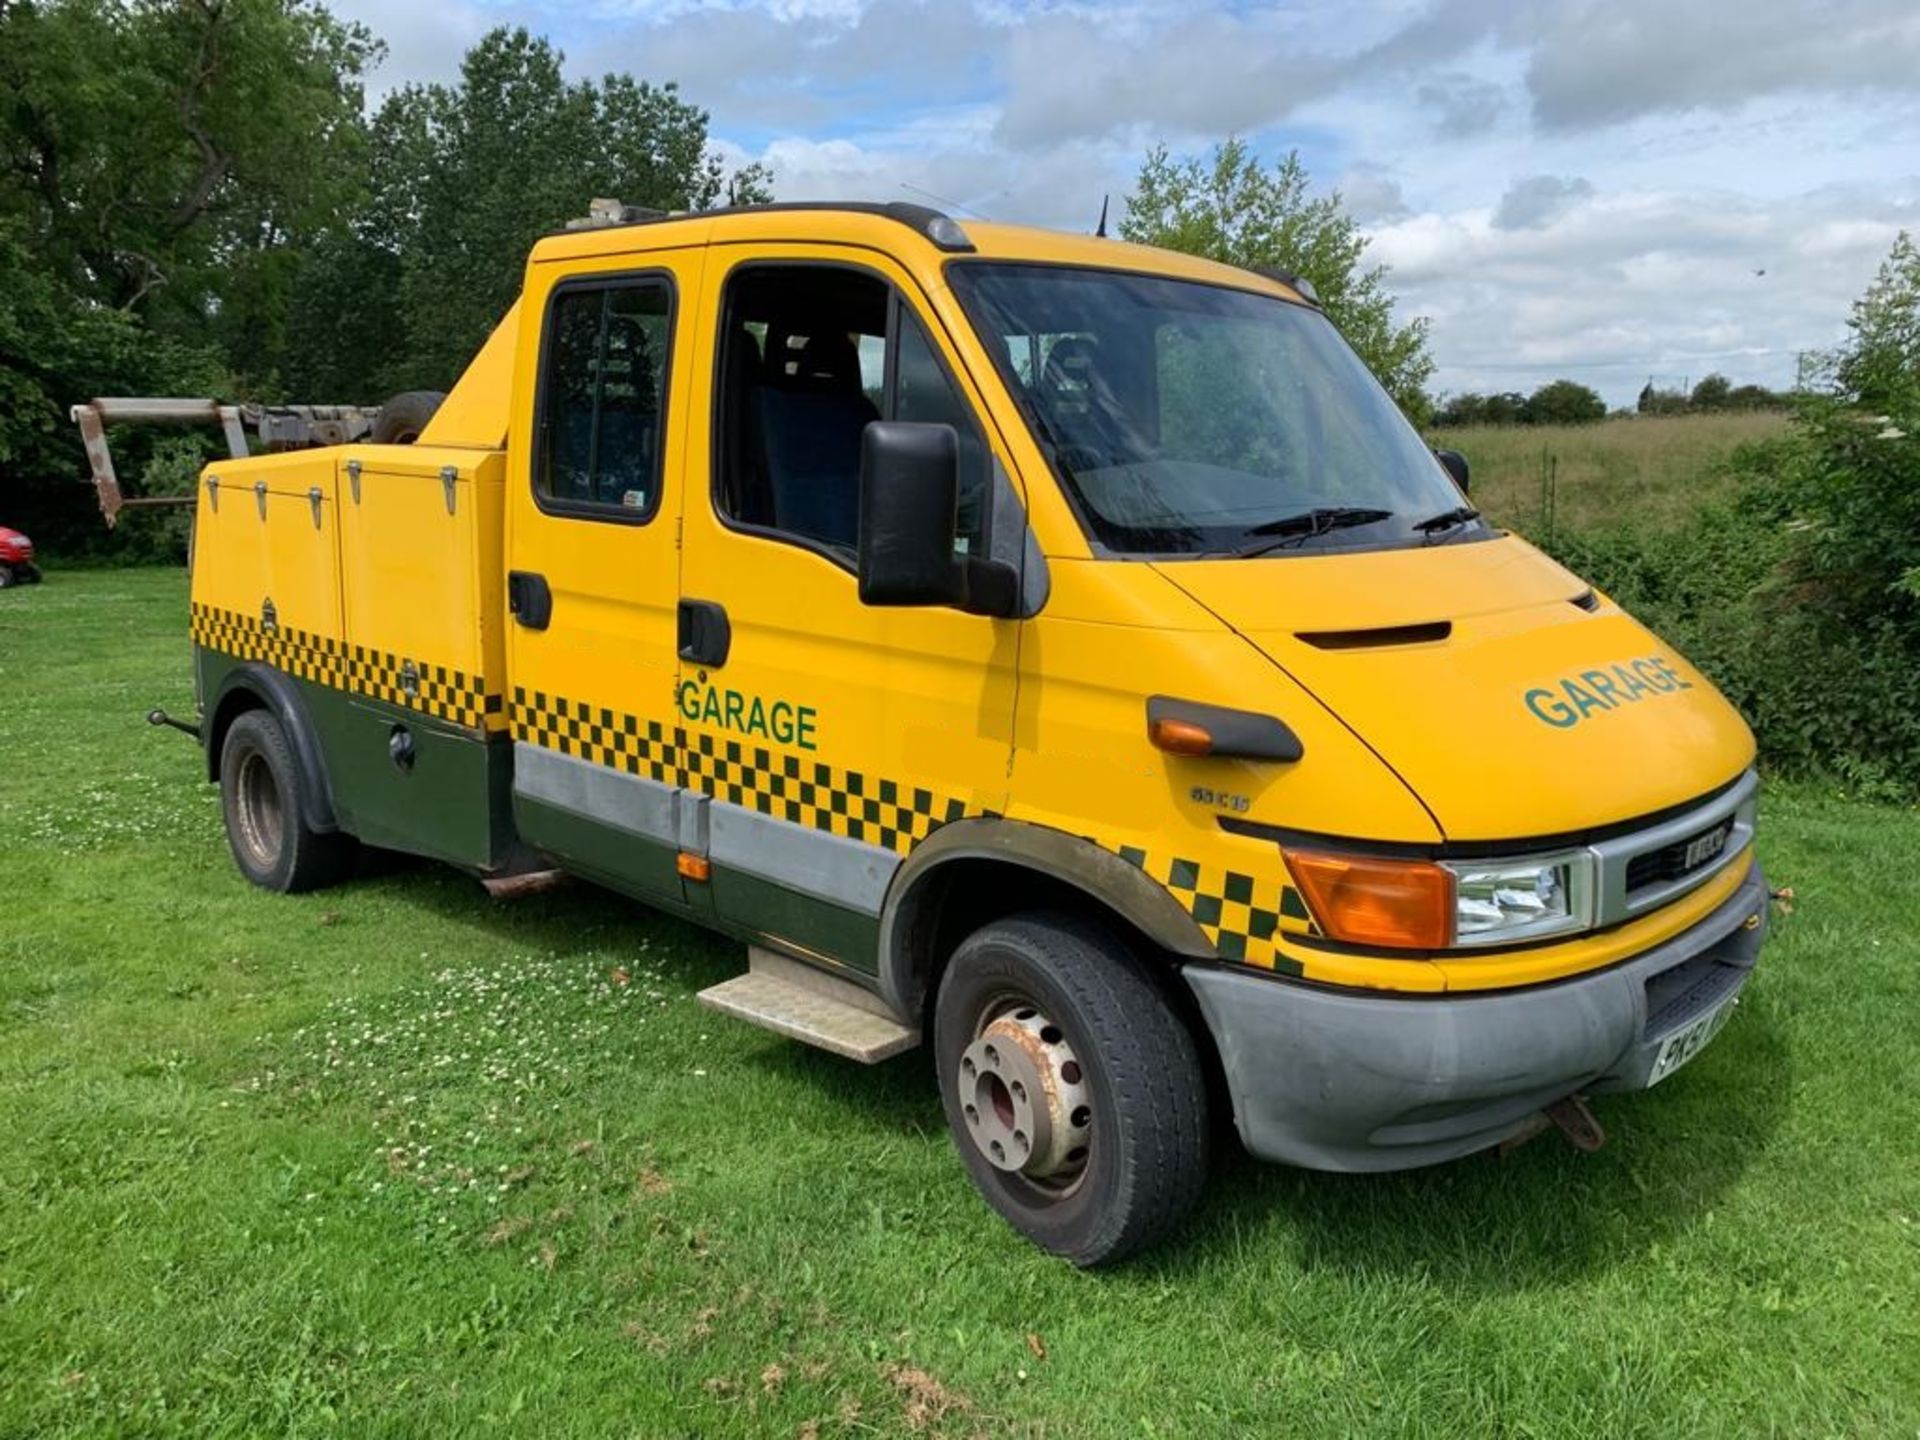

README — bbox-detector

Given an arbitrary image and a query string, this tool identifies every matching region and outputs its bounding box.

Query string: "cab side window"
[894,310,992,555]
[714,264,991,560]
[537,278,673,518]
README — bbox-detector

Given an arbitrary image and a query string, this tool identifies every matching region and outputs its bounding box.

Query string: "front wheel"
[0,564,14,589]
[219,710,357,892]
[933,912,1210,1266]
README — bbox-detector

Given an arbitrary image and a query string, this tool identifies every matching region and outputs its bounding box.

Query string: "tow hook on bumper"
[1502,1094,1609,1157]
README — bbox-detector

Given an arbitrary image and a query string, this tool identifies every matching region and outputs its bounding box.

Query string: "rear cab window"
[536,276,675,521]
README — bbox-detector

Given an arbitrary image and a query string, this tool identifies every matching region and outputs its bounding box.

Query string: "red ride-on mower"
[0,526,41,588]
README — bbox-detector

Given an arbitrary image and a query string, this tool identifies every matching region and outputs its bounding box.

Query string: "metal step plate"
[697,952,918,1064]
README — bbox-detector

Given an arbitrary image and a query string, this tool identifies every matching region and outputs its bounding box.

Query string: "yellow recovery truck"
[152,201,1767,1263]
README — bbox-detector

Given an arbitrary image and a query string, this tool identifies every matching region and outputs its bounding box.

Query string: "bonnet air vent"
[1296,621,1452,651]
[1570,588,1601,612]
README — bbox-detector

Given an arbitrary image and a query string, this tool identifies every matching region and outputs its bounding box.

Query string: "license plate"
[1649,998,1735,1086]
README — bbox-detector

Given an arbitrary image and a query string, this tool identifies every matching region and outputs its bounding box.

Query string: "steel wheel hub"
[956,1004,1092,1184]
[236,751,284,866]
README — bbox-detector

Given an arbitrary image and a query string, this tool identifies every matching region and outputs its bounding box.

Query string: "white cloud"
[1373,182,1919,401]
[1415,72,1507,138]
[1492,174,1594,231]
[1338,167,1412,224]
[316,0,1920,405]
[1519,0,1920,130]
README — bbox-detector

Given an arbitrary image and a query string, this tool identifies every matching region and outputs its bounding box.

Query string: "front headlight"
[1442,852,1595,946]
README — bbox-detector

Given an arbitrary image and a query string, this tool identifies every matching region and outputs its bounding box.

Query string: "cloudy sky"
[333,0,1920,406]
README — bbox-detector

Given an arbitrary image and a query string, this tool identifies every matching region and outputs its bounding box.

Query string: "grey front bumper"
[1183,860,1769,1173]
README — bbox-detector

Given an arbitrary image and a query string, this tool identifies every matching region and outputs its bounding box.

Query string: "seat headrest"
[769,327,864,395]
[1041,335,1102,398]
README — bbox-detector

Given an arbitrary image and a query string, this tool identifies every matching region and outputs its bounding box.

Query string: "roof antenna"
[1094,194,1109,238]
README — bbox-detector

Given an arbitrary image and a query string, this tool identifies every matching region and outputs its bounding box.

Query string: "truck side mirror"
[857,421,1022,617]
[857,421,968,608]
[1434,448,1470,494]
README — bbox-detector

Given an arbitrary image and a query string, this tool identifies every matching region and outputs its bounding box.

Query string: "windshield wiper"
[1412,506,1481,543]
[1232,506,1394,558]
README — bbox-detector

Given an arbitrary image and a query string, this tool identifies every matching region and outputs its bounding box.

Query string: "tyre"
[933,912,1210,1266]
[218,710,357,892]
[19,563,41,584]
[370,390,445,445]
[0,564,14,589]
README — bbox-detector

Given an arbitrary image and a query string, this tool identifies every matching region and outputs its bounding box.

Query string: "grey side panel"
[876,817,1216,1019]
[513,741,678,844]
[708,800,901,915]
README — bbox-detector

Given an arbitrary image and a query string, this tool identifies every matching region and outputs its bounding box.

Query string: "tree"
[1637,384,1689,416]
[1782,231,1920,613]
[1432,392,1488,427]
[0,0,378,549]
[1121,140,1432,419]
[1835,230,1920,413]
[1727,383,1781,410]
[320,28,771,394]
[1690,373,1733,411]
[0,0,380,359]
[0,220,226,552]
[1522,379,1606,425]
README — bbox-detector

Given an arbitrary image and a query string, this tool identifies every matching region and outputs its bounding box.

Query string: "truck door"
[677,249,1021,968]
[504,250,704,909]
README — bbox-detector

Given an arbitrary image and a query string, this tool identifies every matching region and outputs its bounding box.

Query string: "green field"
[3,569,1917,1438]
[1431,411,1788,537]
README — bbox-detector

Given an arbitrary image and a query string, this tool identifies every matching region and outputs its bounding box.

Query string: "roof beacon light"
[925,214,973,252]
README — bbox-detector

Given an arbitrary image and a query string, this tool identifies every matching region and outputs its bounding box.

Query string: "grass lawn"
[1431,412,1788,538]
[3,568,1917,1438]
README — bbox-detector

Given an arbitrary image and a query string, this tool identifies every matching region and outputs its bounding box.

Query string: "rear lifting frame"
[71,397,382,529]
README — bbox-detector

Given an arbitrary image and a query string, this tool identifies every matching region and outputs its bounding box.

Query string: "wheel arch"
[204,662,342,833]
[877,818,1216,1024]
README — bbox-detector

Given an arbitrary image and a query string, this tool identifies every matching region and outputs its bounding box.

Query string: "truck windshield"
[948,263,1482,557]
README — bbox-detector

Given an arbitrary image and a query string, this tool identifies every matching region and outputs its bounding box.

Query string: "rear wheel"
[933,912,1210,1266]
[370,390,445,445]
[219,710,356,892]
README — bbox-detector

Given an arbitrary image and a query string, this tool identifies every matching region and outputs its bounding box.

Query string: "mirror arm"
[958,557,1020,618]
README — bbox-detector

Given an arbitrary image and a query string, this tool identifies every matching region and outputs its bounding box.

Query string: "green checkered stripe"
[191,602,505,732]
[509,683,1313,969]
[510,687,971,857]
[1113,843,1319,973]
[507,686,676,783]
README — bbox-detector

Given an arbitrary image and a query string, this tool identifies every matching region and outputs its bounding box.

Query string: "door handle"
[678,598,731,667]
[507,570,552,630]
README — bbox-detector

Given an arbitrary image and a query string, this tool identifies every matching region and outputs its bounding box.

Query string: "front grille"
[1625,818,1735,893]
